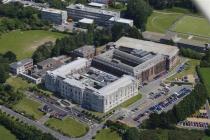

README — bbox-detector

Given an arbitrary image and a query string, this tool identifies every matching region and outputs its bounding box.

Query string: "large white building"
[45,58,139,112]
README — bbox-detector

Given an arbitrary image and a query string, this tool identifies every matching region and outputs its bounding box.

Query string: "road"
[0,105,74,140]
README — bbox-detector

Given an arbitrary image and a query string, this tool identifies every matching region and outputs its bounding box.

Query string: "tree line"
[123,127,207,140]
[0,51,16,84]
[179,48,204,60]
[148,0,197,12]
[124,0,153,30]
[200,49,210,67]
[32,24,142,63]
[0,2,50,34]
[0,111,57,140]
[104,120,208,140]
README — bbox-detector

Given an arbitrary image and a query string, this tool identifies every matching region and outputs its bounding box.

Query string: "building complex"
[44,37,179,112]
[66,4,133,27]
[92,37,179,84]
[45,58,138,112]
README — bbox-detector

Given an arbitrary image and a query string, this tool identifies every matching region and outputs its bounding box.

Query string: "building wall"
[102,81,138,112]
[91,0,110,4]
[41,10,67,25]
[10,60,33,75]
[66,8,118,26]
[141,60,166,82]
[61,82,84,104]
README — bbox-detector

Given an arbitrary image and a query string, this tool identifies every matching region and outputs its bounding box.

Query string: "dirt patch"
[26,37,57,52]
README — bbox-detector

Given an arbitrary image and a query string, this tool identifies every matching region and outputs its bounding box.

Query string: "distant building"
[66,4,120,26]
[71,45,95,59]
[142,31,165,43]
[91,0,110,4]
[10,58,33,75]
[88,2,106,8]
[109,17,134,27]
[78,18,94,28]
[41,8,67,25]
[175,38,208,52]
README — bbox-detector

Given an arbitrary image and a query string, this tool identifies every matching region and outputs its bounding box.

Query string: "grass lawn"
[0,125,16,140]
[160,7,200,15]
[0,30,66,60]
[167,59,200,81]
[45,117,88,138]
[146,11,183,33]
[171,15,210,37]
[119,94,142,108]
[13,97,44,120]
[6,77,35,91]
[203,136,210,140]
[95,128,122,140]
[199,67,210,96]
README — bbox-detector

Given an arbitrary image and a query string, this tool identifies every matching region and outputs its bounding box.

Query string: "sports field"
[0,125,16,140]
[146,11,183,33]
[45,117,88,138]
[171,16,210,37]
[0,30,66,60]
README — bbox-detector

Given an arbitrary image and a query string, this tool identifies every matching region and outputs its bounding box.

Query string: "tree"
[32,42,54,63]
[148,0,174,9]
[125,0,152,30]
[111,23,142,41]
[0,65,9,84]
[201,49,210,67]
[3,51,16,62]
[124,127,140,140]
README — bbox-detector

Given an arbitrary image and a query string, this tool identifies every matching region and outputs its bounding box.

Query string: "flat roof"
[98,75,135,96]
[115,37,179,58]
[10,58,33,69]
[88,2,105,8]
[109,17,133,24]
[142,31,165,42]
[67,4,120,17]
[41,8,66,14]
[48,58,88,78]
[176,38,206,48]
[79,18,94,24]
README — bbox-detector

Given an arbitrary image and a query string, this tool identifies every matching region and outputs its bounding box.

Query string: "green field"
[199,67,210,96]
[13,97,44,120]
[119,94,142,108]
[95,128,122,140]
[146,11,183,33]
[6,77,35,91]
[171,16,210,37]
[0,125,16,140]
[45,117,88,137]
[0,30,66,60]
